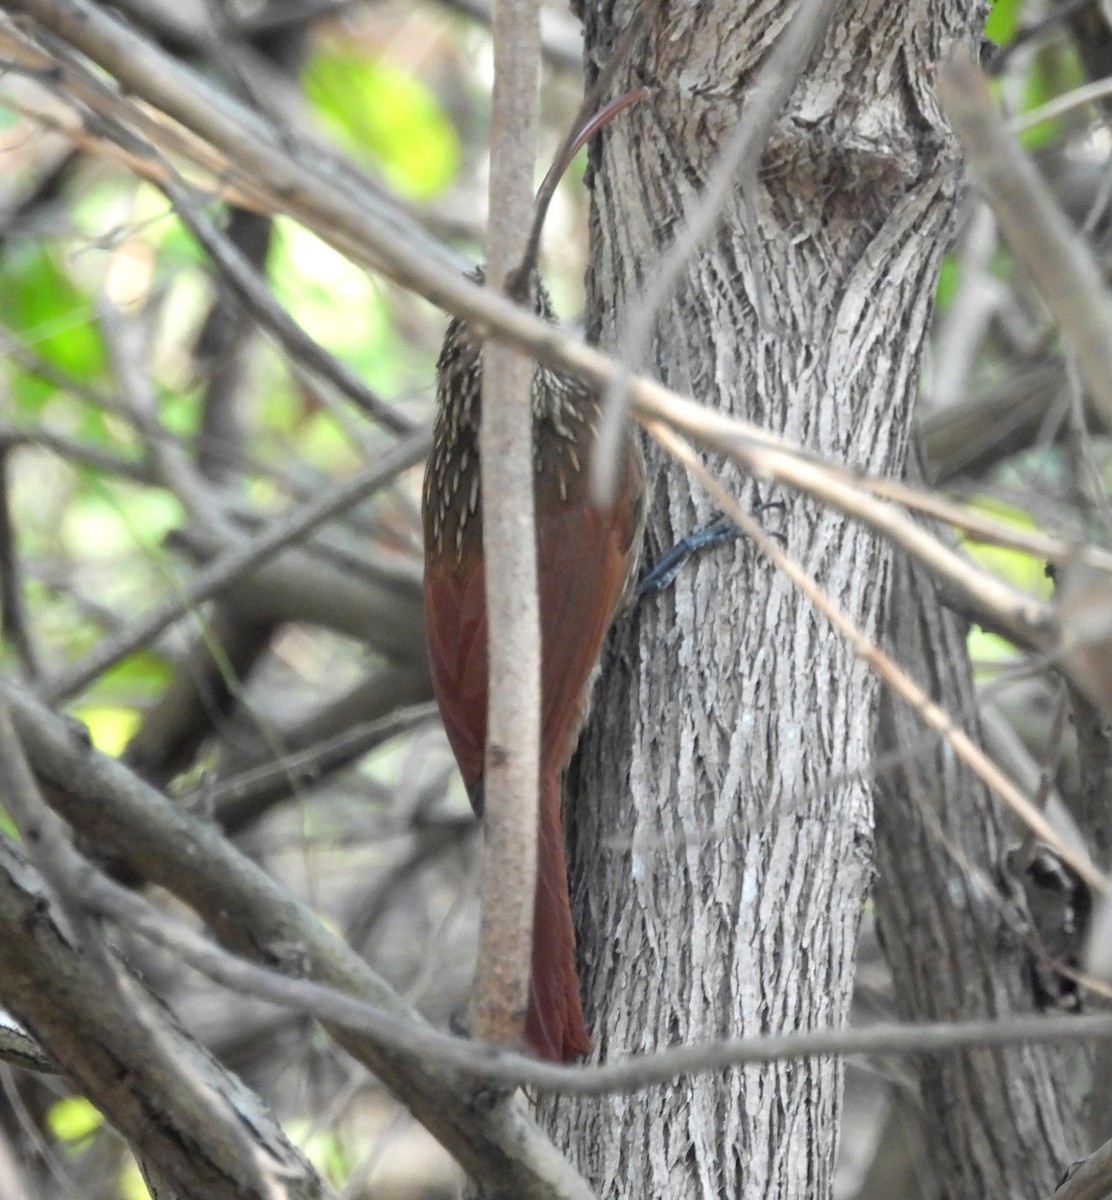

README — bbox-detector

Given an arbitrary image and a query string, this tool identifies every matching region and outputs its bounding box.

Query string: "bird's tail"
[524,773,591,1061]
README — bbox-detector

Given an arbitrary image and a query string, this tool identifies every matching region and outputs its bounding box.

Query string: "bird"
[422,271,645,1061]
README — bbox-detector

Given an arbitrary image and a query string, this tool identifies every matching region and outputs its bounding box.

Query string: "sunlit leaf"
[71,704,141,755]
[286,1119,352,1186]
[47,1096,104,1145]
[120,1157,153,1200]
[934,252,960,310]
[302,48,459,198]
[0,242,106,409]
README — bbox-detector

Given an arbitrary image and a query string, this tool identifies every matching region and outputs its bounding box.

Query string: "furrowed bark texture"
[873,554,1084,1198]
[542,3,981,1197]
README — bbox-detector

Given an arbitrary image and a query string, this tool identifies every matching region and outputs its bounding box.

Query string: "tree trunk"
[873,553,1084,1198]
[541,3,981,1197]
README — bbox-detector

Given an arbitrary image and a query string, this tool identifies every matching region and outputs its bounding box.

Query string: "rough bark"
[541,3,982,1198]
[873,555,1084,1198]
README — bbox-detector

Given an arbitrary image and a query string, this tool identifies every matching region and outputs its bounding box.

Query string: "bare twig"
[438,0,582,72]
[98,298,242,539]
[0,0,1095,636]
[1012,74,1112,133]
[938,49,1112,434]
[0,701,308,1200]
[0,419,151,481]
[471,0,543,1050]
[738,440,1056,652]
[50,852,1112,1094]
[184,700,440,819]
[0,1016,56,1075]
[2,675,598,1200]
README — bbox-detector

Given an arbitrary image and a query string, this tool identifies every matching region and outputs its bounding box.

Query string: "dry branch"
[471,0,544,1052]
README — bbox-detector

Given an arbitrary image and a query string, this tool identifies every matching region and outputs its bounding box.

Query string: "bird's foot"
[636,500,785,598]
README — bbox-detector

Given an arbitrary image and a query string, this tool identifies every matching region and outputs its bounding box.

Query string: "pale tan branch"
[472,0,543,1051]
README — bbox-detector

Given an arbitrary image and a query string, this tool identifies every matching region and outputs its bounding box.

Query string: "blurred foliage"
[301,44,461,197]
[46,1096,104,1147]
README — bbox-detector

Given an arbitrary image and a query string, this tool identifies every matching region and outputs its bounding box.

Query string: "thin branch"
[471,0,543,1049]
[0,1015,57,1074]
[3,714,1101,1101]
[0,0,1097,632]
[740,440,1056,652]
[0,419,151,482]
[7,6,1065,660]
[938,49,1112,434]
[1054,1134,1112,1200]
[1012,73,1112,133]
[437,0,583,73]
[98,297,243,540]
[183,701,439,819]
[5,25,417,439]
[0,701,321,1200]
[56,856,1112,1095]
[12,49,1078,668]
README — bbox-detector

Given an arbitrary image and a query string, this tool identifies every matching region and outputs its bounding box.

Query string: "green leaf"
[286,1119,352,1186]
[0,242,106,408]
[934,252,960,310]
[120,1157,153,1200]
[47,1096,104,1144]
[71,704,141,755]
[302,48,459,198]
[985,0,1022,47]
